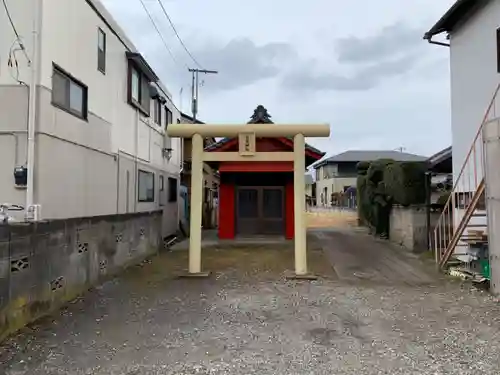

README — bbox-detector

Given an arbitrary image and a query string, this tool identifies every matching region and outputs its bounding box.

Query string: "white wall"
[447,1,500,235]
[0,0,34,85]
[315,175,356,206]
[449,0,500,183]
[0,0,181,231]
[39,0,180,172]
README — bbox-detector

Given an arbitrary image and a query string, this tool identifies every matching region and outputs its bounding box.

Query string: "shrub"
[366,159,394,185]
[356,174,367,225]
[356,158,429,238]
[384,161,426,206]
[356,161,371,175]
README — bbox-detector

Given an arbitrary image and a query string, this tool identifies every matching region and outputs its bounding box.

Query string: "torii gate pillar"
[168,123,330,278]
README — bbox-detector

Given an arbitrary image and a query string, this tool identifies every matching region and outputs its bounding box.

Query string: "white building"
[0,0,182,236]
[425,0,499,181]
[313,150,427,207]
[425,0,500,287]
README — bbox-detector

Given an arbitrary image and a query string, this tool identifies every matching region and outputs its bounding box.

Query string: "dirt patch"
[121,242,335,287]
[307,210,358,228]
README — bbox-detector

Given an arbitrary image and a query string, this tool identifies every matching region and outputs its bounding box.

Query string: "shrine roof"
[203,105,326,159]
[205,136,324,157]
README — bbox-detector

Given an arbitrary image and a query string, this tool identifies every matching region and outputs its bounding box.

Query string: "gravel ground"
[1,229,500,375]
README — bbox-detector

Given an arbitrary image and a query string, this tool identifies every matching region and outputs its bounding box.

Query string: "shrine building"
[167,104,329,277]
[204,106,325,239]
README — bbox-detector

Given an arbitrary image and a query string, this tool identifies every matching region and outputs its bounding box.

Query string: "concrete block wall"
[389,205,440,252]
[0,210,161,342]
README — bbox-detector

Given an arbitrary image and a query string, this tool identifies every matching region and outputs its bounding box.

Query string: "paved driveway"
[1,226,500,374]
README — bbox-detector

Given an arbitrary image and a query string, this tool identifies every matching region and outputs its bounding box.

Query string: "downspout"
[179,136,184,173]
[134,110,139,212]
[425,171,432,251]
[26,0,42,219]
[177,132,183,232]
[115,154,120,214]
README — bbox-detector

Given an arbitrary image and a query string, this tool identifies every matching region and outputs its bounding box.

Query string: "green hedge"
[356,161,370,175]
[356,159,428,238]
[356,174,368,226]
[384,161,426,206]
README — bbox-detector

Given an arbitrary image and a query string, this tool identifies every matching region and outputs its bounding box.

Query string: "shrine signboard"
[238,132,256,156]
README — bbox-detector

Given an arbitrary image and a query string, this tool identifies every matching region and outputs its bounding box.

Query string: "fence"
[309,195,357,211]
[0,210,162,341]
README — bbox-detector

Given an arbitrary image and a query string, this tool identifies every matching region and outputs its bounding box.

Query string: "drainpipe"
[134,110,139,212]
[25,0,42,219]
[177,136,183,232]
[425,171,432,251]
[179,136,184,173]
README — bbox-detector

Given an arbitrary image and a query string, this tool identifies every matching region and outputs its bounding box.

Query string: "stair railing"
[433,82,500,267]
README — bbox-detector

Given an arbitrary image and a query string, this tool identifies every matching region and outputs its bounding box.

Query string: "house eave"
[424,0,491,39]
[126,52,159,82]
[427,146,452,169]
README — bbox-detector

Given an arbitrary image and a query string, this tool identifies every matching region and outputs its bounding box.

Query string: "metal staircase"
[433,83,500,273]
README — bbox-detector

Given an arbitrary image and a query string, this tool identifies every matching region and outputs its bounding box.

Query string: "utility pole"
[189,68,218,121]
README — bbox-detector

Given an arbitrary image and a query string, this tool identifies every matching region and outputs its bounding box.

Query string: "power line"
[2,0,20,39]
[156,0,203,69]
[137,0,186,69]
[2,0,30,63]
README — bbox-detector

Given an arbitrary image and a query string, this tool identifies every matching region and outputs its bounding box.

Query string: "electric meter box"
[13,166,27,187]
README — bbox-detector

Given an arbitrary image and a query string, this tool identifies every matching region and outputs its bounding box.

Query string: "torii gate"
[167,119,330,278]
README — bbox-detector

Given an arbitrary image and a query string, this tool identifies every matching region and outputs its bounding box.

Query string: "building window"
[497,28,500,73]
[51,64,88,119]
[97,28,106,73]
[168,177,178,202]
[323,167,329,179]
[165,107,173,129]
[154,99,162,125]
[315,168,320,181]
[130,67,140,102]
[127,63,151,115]
[159,175,165,206]
[138,169,155,202]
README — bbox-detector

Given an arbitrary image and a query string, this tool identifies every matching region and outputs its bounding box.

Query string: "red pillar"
[219,181,235,239]
[285,179,294,239]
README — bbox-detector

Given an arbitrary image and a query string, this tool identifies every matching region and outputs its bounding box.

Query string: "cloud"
[188,38,297,91]
[101,0,452,157]
[335,22,424,64]
[282,52,419,92]
[102,1,297,92]
[281,22,427,93]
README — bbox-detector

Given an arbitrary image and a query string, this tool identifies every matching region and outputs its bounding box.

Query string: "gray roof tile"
[314,150,428,168]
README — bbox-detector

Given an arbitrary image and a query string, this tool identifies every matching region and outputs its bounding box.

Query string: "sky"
[102,0,455,158]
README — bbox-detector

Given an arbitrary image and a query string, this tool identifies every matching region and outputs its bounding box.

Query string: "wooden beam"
[202,151,295,162]
[167,123,330,138]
